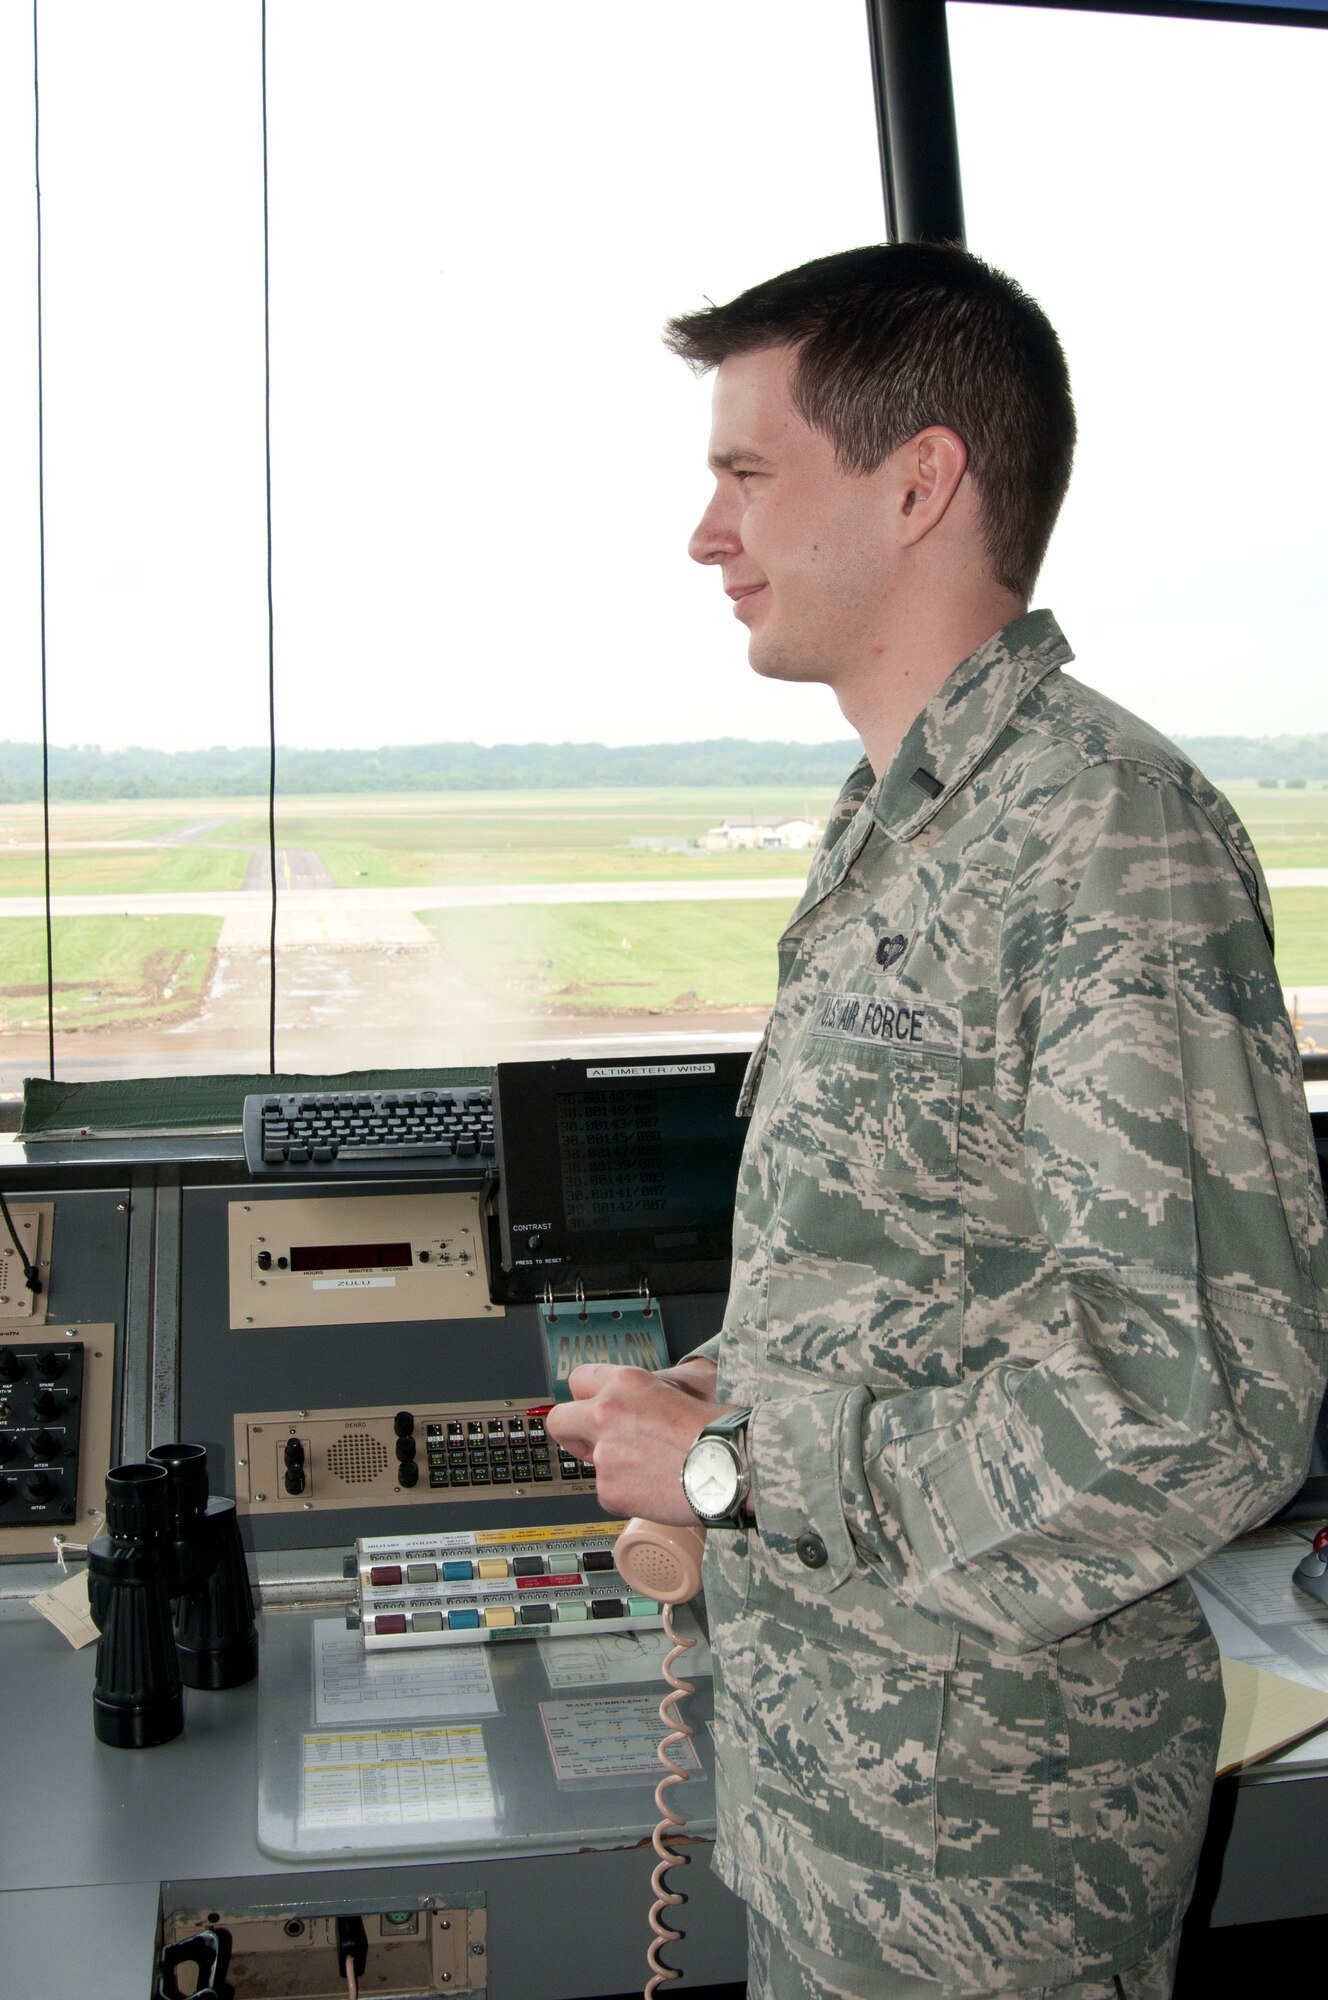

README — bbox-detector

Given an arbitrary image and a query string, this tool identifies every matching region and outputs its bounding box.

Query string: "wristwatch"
[681,1408,752,1529]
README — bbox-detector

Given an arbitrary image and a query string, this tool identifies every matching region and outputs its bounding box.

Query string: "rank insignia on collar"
[875,931,909,971]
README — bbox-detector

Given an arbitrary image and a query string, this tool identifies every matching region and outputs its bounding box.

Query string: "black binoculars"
[87,1442,258,1749]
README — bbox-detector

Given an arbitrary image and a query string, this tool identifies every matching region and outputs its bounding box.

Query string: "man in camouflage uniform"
[546,244,1327,1998]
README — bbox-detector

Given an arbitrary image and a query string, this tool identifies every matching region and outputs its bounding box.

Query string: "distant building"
[699,815,820,852]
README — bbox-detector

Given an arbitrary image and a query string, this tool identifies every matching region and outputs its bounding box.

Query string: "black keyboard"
[242,1086,496,1178]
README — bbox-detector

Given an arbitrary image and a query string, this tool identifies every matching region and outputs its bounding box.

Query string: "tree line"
[0,733,1324,802]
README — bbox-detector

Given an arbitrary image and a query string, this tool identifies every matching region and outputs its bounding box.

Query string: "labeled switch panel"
[0,1202,54,1325]
[354,1521,665,1650]
[0,1328,117,1556]
[227,1190,502,1330]
[235,1399,597,1515]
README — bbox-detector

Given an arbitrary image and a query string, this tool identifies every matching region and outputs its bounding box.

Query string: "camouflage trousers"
[746,1910,1183,2000]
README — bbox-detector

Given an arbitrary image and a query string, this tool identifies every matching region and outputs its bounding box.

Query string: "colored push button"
[483,1606,517,1629]
[590,1599,625,1619]
[476,1558,508,1580]
[627,1596,659,1616]
[374,1614,408,1635]
[441,1559,474,1581]
[406,1562,438,1584]
[558,1601,589,1621]
[581,1549,615,1572]
[410,1611,443,1632]
[447,1608,481,1630]
[370,1564,403,1586]
[519,1602,554,1624]
[511,1556,545,1578]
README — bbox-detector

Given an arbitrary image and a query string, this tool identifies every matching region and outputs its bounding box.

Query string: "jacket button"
[796,1533,827,1569]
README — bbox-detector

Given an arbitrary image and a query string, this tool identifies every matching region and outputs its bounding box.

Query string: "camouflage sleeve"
[753,760,1328,1654]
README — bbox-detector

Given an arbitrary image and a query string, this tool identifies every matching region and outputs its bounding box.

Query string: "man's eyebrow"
[708,449,774,472]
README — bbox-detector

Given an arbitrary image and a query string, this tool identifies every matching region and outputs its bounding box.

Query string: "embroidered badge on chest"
[875,931,910,972]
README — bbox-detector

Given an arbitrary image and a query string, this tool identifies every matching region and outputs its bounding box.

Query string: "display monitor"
[491,1053,752,1301]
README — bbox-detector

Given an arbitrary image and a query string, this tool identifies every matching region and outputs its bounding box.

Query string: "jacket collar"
[871,608,1073,840]
[786,611,1072,932]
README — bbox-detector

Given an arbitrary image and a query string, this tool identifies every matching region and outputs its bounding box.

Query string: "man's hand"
[544,1358,733,1524]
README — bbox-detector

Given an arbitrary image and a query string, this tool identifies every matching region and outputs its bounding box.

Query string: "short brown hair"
[663,242,1075,600]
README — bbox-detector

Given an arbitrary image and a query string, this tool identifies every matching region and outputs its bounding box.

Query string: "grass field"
[0,916,221,1031]
[1,785,1324,1045]
[207,788,837,889]
[422,899,786,1014]
[1,790,836,892]
[0,845,250,896]
[1268,889,1328,989]
[2,782,1323,884]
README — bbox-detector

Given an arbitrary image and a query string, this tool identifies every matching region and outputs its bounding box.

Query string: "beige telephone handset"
[615,1518,706,1606]
[614,1519,707,1998]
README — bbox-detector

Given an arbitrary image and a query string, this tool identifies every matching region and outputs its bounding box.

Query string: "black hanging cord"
[262,0,279,1076]
[32,0,55,1082]
[0,1190,42,1297]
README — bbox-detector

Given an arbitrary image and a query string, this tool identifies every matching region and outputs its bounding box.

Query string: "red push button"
[370,1564,403,1586]
[374,1614,407,1635]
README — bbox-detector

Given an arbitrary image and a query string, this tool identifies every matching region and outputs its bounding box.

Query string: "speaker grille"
[627,1546,679,1598]
[326,1433,390,1484]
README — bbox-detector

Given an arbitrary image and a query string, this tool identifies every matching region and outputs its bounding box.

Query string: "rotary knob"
[27,1471,60,1502]
[32,1389,59,1421]
[36,1350,68,1377]
[30,1429,59,1460]
[0,1353,23,1383]
[398,1460,420,1489]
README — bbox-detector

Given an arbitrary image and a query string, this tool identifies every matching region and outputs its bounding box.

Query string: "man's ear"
[896,427,968,546]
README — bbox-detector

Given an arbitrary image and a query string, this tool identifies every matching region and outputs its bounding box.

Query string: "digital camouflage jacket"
[693,610,1327,1991]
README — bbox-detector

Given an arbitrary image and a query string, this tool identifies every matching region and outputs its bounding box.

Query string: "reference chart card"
[301,1724,495,1828]
[313,1618,497,1725]
[537,1606,711,1689]
[540,1694,702,1782]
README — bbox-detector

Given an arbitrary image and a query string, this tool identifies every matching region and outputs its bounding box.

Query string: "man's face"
[688,343,900,691]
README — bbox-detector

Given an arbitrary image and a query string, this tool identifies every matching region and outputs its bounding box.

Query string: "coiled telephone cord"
[644,1603,697,1997]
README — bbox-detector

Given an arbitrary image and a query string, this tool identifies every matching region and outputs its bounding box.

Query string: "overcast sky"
[0,1,1324,754]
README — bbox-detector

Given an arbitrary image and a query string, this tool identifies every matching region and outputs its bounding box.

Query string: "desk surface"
[0,1594,739,2000]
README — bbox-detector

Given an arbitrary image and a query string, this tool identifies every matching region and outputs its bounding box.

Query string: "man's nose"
[688,493,739,566]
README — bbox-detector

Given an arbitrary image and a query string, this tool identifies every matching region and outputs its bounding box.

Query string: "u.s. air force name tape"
[810,990,961,1057]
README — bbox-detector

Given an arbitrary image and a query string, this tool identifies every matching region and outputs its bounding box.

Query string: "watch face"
[683,1435,740,1520]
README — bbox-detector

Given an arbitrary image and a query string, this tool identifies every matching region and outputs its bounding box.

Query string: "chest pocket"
[762,1009,963,1389]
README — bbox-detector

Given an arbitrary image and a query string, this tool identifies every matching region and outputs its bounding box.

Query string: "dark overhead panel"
[955,1,1327,24]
